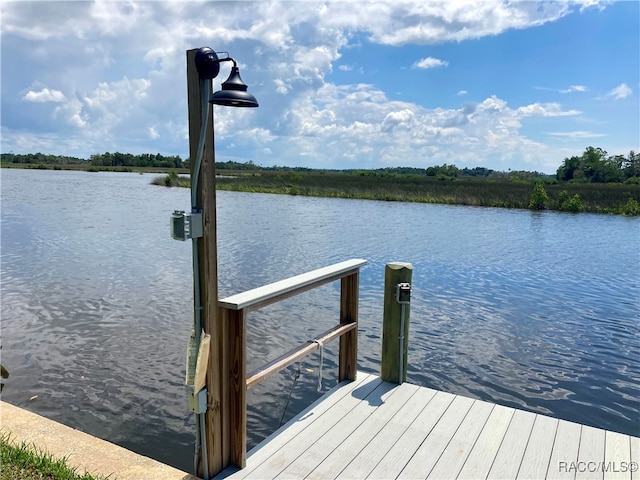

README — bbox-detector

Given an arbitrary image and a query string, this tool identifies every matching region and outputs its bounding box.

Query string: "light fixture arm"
[216,57,237,68]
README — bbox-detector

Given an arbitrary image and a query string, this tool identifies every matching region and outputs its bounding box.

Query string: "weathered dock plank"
[233,373,382,479]
[630,436,639,480]
[546,419,582,480]
[426,399,494,479]
[486,409,537,479]
[516,414,559,479]
[456,404,515,479]
[576,425,606,480]
[604,430,633,480]
[335,384,437,479]
[396,395,476,478]
[366,390,457,479]
[304,381,419,480]
[277,380,399,479]
[215,373,639,480]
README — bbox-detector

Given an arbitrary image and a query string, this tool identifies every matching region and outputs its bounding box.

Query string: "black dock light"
[210,63,258,107]
[194,46,258,107]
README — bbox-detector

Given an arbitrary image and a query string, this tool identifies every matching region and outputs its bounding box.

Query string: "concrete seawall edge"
[0,401,199,480]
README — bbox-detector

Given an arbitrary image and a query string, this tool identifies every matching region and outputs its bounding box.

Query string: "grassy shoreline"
[155,170,640,215]
[3,163,639,215]
[0,433,107,480]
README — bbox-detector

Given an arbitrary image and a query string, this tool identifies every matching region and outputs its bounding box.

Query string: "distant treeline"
[2,146,639,184]
[1,152,87,165]
[88,152,183,168]
[1,152,183,169]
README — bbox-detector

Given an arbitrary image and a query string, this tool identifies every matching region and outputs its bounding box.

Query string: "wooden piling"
[186,48,223,478]
[381,262,413,384]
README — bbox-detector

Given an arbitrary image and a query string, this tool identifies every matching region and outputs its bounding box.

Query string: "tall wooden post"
[186,48,223,478]
[339,271,359,382]
[381,262,412,384]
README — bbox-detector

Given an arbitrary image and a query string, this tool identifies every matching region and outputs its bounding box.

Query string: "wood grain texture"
[228,308,247,468]
[187,48,222,479]
[380,262,412,384]
[604,431,632,480]
[575,425,606,480]
[339,272,359,382]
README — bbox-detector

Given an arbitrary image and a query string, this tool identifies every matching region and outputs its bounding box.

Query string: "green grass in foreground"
[0,433,108,480]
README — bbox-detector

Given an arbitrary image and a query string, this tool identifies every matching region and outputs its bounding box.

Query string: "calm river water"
[1,168,639,471]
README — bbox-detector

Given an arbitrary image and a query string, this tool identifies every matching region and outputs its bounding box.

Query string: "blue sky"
[1,1,638,173]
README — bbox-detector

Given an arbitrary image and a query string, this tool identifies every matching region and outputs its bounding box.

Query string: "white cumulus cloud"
[413,57,448,69]
[516,103,581,117]
[606,83,632,100]
[23,88,66,103]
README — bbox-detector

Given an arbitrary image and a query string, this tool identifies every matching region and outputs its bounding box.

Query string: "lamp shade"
[210,66,259,108]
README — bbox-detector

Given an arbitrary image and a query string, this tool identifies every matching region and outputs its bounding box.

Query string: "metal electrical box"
[188,388,207,414]
[171,210,203,241]
[395,282,411,304]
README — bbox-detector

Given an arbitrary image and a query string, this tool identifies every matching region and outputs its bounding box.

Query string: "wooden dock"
[217,372,639,480]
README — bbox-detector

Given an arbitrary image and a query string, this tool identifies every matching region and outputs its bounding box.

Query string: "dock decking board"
[575,425,606,480]
[366,390,457,480]
[545,420,582,480]
[336,384,437,480]
[486,409,537,480]
[516,414,559,480]
[455,404,515,480]
[304,381,421,480]
[605,430,633,480]
[215,373,639,480]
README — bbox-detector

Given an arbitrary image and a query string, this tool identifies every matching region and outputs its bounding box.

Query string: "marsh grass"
[151,171,190,188]
[213,172,640,215]
[0,433,109,480]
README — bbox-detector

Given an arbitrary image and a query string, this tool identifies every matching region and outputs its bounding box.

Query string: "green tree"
[622,198,640,216]
[591,157,622,183]
[623,150,640,180]
[581,146,608,179]
[557,146,629,183]
[425,164,459,178]
[529,181,549,210]
[557,155,582,181]
[559,191,583,212]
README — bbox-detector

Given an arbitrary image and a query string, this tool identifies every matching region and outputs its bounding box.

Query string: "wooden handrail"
[216,258,366,469]
[219,258,367,311]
